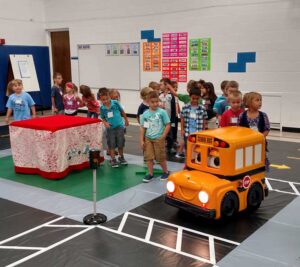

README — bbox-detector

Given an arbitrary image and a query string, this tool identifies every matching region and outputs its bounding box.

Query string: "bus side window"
[245,146,253,167]
[254,144,262,164]
[235,148,243,169]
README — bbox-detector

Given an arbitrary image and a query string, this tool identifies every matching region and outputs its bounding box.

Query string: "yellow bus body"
[165,127,269,219]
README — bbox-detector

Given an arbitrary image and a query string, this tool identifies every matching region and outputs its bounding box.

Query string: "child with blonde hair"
[239,91,270,170]
[109,89,121,102]
[5,79,36,123]
[137,87,153,123]
[148,81,160,95]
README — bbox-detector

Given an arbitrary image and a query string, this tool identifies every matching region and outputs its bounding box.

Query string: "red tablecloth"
[10,115,103,179]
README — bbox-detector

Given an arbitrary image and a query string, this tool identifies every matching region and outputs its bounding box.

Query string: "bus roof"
[195,126,264,144]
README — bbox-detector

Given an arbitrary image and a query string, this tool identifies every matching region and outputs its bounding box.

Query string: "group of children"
[5,73,129,168]
[4,73,270,181]
[137,78,270,181]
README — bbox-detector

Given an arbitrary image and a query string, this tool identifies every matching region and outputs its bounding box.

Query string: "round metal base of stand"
[83,213,107,225]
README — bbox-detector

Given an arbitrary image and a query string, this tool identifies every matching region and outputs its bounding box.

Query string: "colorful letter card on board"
[162,58,187,82]
[143,42,161,71]
[162,32,188,58]
[189,38,211,71]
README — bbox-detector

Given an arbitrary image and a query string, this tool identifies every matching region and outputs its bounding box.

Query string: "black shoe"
[143,174,154,183]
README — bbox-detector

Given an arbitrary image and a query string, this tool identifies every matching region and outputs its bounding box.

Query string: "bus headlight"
[198,191,209,204]
[166,181,175,193]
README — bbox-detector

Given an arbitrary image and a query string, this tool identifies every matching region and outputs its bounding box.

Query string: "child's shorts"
[144,137,166,162]
[106,127,125,149]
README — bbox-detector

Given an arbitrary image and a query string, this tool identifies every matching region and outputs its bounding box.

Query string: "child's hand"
[4,117,10,124]
[103,121,110,129]
[52,106,58,114]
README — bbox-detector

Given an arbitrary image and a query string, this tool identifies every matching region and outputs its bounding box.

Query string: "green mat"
[0,156,161,201]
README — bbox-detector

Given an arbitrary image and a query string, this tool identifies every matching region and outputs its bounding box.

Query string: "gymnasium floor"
[1,120,300,267]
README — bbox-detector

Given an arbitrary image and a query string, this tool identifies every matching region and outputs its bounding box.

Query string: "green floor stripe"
[0,156,156,201]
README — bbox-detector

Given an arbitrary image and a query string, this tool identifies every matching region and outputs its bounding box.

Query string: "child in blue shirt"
[99,87,129,168]
[140,91,171,183]
[5,79,36,123]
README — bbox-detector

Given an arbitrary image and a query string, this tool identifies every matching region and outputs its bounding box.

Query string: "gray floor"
[1,123,300,266]
[0,151,183,222]
[219,196,300,267]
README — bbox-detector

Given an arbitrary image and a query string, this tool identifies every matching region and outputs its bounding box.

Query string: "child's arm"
[219,113,226,128]
[180,117,185,137]
[140,126,146,150]
[5,108,12,124]
[31,105,36,118]
[51,96,57,113]
[161,123,171,138]
[166,84,178,97]
[203,119,207,130]
[76,96,83,106]
[203,110,208,130]
[121,110,129,127]
[262,112,270,137]
[262,130,269,137]
[100,109,110,128]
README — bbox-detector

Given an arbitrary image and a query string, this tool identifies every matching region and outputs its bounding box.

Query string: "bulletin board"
[0,45,52,112]
[78,43,140,90]
[9,54,40,92]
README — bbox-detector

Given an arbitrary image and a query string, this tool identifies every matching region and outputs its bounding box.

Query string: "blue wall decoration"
[141,30,161,42]
[228,52,256,72]
[0,45,52,112]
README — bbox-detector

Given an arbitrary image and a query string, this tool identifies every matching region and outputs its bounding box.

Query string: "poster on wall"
[189,38,211,71]
[162,58,187,82]
[162,32,188,58]
[143,42,161,72]
[131,43,139,56]
[105,44,113,56]
[119,44,130,55]
[112,44,120,56]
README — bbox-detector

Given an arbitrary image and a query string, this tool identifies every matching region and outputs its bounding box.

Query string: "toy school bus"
[165,126,268,219]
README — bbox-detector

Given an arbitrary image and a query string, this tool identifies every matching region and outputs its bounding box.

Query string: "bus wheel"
[247,183,263,212]
[221,192,239,218]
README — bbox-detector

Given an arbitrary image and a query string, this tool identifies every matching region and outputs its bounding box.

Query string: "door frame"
[46,28,70,87]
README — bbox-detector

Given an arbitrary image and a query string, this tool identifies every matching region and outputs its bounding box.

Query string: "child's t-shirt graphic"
[140,108,170,139]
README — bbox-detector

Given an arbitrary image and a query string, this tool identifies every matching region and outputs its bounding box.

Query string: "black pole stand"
[83,149,107,225]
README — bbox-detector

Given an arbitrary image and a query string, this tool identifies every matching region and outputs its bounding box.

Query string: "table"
[9,115,103,179]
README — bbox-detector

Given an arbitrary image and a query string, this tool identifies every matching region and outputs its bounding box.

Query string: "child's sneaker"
[110,158,119,168]
[175,152,185,158]
[160,172,170,181]
[143,174,154,183]
[118,156,128,165]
